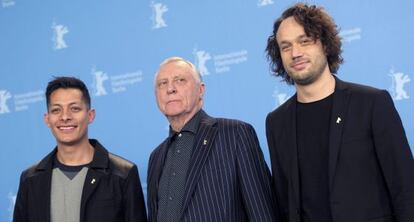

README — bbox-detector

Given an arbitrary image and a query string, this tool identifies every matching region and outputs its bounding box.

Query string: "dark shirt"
[157,110,202,222]
[296,94,333,222]
[53,156,89,180]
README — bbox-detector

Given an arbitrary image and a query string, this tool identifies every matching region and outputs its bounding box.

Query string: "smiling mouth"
[57,126,77,131]
[291,61,308,70]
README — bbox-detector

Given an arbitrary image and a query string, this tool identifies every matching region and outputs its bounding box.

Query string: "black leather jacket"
[13,139,147,222]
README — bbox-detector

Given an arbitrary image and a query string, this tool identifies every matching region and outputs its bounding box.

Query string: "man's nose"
[291,44,303,58]
[60,109,72,121]
[167,82,177,94]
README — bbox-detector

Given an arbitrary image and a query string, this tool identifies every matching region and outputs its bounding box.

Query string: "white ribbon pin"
[336,116,342,124]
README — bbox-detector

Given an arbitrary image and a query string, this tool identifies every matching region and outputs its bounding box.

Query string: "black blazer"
[147,110,276,222]
[13,139,147,222]
[266,77,414,222]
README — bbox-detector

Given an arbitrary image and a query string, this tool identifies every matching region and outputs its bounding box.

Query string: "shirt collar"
[168,109,202,137]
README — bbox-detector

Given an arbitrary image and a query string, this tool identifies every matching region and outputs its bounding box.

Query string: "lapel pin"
[336,116,342,124]
[203,139,208,145]
[91,178,96,184]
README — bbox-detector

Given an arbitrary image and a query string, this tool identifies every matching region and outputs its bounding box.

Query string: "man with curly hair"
[265,3,414,222]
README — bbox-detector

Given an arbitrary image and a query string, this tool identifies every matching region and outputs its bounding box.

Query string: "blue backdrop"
[1,0,413,221]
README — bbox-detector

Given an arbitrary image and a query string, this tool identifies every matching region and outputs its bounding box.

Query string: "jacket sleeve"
[372,90,414,222]
[123,165,148,222]
[236,123,277,221]
[13,172,28,222]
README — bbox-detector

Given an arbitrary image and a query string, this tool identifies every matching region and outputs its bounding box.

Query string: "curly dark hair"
[266,3,343,85]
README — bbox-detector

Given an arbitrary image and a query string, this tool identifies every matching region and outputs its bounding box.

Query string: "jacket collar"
[327,76,351,189]
[180,110,218,218]
[35,139,109,171]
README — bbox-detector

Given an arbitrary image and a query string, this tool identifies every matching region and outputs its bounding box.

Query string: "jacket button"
[296,209,301,215]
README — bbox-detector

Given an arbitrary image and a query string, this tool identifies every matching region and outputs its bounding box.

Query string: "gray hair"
[155,56,203,83]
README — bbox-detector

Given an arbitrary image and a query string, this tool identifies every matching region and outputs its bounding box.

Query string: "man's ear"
[44,113,51,128]
[199,83,205,99]
[88,108,96,124]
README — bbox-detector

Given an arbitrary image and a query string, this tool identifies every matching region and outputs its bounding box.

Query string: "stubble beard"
[288,57,328,86]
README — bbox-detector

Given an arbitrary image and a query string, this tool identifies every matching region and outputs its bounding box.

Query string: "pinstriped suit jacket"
[147,110,277,222]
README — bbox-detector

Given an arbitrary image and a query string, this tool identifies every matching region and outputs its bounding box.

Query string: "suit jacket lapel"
[79,141,109,220]
[180,113,217,218]
[80,169,104,219]
[284,96,301,209]
[148,139,170,221]
[328,77,350,190]
[35,152,55,222]
[37,172,52,222]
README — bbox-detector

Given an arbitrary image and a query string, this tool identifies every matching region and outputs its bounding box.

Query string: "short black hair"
[45,76,91,110]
